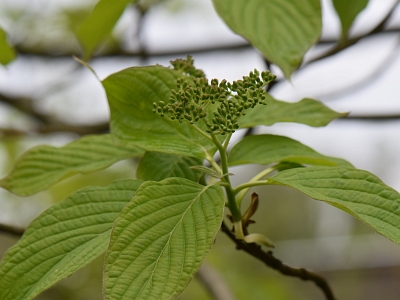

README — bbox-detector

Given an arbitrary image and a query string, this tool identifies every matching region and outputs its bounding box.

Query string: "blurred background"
[1,0,400,299]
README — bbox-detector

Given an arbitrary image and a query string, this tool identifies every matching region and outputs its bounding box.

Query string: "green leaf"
[75,0,136,59]
[212,0,322,78]
[189,165,230,179]
[0,179,142,300]
[229,134,352,167]
[0,27,16,65]
[270,166,400,245]
[0,134,144,196]
[103,65,217,158]
[333,0,369,38]
[273,162,305,172]
[104,178,225,300]
[137,152,203,182]
[239,95,347,128]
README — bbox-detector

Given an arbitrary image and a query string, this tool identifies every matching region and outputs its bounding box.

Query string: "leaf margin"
[0,179,143,300]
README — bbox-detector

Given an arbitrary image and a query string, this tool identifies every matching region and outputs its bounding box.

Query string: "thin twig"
[316,37,400,101]
[307,0,400,64]
[135,5,149,65]
[220,222,336,300]
[37,122,109,135]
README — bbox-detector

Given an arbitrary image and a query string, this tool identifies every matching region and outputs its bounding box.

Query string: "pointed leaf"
[103,65,217,158]
[333,0,369,38]
[75,0,136,58]
[0,27,16,65]
[137,152,203,182]
[0,180,142,300]
[212,0,322,78]
[270,166,400,245]
[0,134,144,196]
[239,95,347,128]
[104,178,225,300]
[229,134,351,167]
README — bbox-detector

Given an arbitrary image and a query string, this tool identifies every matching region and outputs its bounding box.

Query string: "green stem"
[206,154,223,175]
[193,124,213,141]
[211,133,242,222]
[223,132,232,151]
[234,180,272,194]
[235,167,275,207]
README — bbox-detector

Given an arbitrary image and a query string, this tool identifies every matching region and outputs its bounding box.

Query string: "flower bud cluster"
[206,70,276,134]
[153,77,229,124]
[153,57,276,135]
[170,56,205,78]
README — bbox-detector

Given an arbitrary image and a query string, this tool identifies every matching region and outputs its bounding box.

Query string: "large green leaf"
[333,0,369,38]
[104,178,225,300]
[239,95,347,128]
[0,27,16,65]
[0,134,144,196]
[137,152,203,182]
[229,134,352,167]
[270,166,400,245]
[212,0,322,78]
[0,180,142,300]
[75,0,136,58]
[103,66,217,159]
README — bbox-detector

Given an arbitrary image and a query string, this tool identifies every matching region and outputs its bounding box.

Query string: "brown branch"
[134,4,150,65]
[0,122,109,136]
[37,122,109,135]
[307,36,400,101]
[0,92,49,124]
[316,27,400,44]
[11,26,400,60]
[15,42,251,59]
[0,223,25,237]
[0,92,109,135]
[220,222,336,300]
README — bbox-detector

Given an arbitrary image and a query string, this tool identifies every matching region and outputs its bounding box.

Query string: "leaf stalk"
[235,167,275,207]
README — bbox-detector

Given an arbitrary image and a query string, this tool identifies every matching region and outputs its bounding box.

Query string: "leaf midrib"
[136,185,207,299]
[115,185,209,299]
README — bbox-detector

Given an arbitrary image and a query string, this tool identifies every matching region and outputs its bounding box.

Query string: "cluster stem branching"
[192,124,213,141]
[211,133,242,222]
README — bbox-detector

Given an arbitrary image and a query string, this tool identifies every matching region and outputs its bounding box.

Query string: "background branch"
[310,37,400,101]
[307,0,400,64]
[196,261,237,300]
[0,92,109,135]
[11,27,400,60]
[0,223,25,237]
